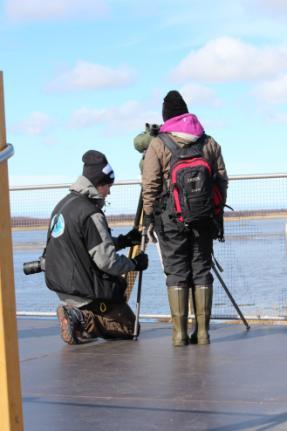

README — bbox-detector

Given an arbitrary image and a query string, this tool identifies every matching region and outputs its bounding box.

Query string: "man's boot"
[56,305,86,345]
[194,285,213,345]
[167,287,189,347]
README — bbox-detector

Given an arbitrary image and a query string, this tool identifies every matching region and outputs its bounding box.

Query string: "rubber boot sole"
[56,305,79,345]
[197,336,210,345]
[173,336,189,347]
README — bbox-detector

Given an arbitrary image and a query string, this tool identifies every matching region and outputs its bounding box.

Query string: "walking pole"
[133,226,147,340]
[211,260,250,330]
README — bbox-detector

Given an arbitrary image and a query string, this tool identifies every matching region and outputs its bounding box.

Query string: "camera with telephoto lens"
[23,256,46,275]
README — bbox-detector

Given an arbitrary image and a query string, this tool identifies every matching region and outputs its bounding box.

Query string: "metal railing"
[0,143,14,163]
[11,173,287,322]
[9,178,139,191]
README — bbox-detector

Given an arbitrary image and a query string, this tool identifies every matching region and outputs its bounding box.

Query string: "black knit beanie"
[82,150,115,186]
[162,90,189,121]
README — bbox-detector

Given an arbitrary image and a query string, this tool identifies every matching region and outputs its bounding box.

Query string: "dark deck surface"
[18,318,287,431]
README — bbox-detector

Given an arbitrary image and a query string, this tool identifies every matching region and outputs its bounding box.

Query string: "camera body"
[23,256,46,275]
[146,123,160,137]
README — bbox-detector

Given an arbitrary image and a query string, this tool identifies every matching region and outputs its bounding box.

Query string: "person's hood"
[69,175,105,208]
[159,113,204,142]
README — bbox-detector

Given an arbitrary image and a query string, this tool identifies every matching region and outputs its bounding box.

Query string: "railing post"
[0,72,24,430]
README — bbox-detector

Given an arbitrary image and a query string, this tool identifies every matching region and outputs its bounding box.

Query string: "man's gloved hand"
[126,228,142,245]
[132,252,149,271]
[143,213,157,244]
[116,228,142,250]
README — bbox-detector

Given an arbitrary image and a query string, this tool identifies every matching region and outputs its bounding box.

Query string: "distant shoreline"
[11,209,287,231]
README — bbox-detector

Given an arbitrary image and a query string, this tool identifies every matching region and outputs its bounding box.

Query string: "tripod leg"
[133,270,143,340]
[211,262,250,330]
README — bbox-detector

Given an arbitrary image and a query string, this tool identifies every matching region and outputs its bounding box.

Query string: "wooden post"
[0,72,24,430]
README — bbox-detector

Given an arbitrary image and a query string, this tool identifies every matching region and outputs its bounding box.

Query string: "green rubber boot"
[194,285,213,345]
[189,288,198,344]
[168,287,189,347]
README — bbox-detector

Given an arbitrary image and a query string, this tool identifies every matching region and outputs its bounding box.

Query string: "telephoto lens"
[23,260,42,275]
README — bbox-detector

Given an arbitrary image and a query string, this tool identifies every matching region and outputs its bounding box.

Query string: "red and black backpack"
[158,133,224,231]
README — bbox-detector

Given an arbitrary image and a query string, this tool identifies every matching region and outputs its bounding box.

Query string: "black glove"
[143,213,157,243]
[132,252,148,271]
[116,228,142,250]
[125,228,142,245]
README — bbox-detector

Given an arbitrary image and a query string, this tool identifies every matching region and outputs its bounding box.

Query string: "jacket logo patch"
[51,214,65,238]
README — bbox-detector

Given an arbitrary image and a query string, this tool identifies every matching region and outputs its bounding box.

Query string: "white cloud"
[5,0,109,22]
[48,61,135,92]
[69,107,106,128]
[13,112,52,135]
[266,111,287,124]
[42,137,59,146]
[69,101,160,133]
[253,75,287,104]
[69,95,225,134]
[171,37,287,83]
[180,83,221,107]
[250,0,287,15]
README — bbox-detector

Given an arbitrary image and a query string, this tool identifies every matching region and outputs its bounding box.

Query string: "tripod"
[212,257,250,330]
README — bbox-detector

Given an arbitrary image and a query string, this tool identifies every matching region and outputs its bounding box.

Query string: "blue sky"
[1,0,287,186]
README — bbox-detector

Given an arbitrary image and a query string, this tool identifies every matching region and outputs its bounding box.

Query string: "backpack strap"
[158,133,205,159]
[158,133,178,156]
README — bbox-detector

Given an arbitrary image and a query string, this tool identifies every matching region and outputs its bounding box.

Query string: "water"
[13,218,287,318]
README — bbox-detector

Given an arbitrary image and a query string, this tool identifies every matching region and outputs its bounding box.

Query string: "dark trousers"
[79,301,135,339]
[156,210,214,288]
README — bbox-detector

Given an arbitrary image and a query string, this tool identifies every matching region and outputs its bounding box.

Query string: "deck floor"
[18,318,287,431]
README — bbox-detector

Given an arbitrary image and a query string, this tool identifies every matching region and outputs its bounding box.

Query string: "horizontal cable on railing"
[10,179,141,191]
[16,311,287,322]
[9,173,287,191]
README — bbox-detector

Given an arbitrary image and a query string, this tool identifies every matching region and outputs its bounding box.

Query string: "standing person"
[142,90,228,346]
[44,150,148,345]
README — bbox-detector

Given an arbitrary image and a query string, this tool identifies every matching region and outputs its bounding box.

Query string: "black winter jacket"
[44,177,134,298]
